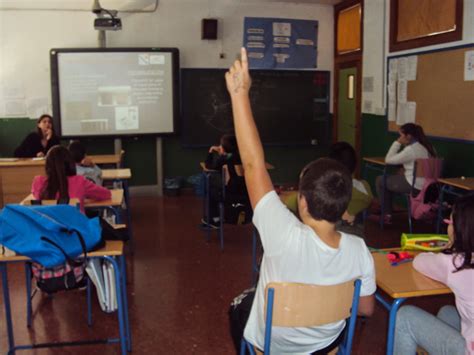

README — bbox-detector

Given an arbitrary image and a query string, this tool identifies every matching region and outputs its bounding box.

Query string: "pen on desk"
[391,259,413,266]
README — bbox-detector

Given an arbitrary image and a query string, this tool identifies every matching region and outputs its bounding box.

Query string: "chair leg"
[87,276,93,326]
[25,263,32,328]
[406,195,413,233]
[219,202,224,250]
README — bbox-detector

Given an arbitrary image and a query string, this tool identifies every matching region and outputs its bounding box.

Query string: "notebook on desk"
[0,158,19,162]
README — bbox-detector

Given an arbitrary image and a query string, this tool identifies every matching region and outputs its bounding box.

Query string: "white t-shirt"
[244,191,376,354]
[385,141,429,190]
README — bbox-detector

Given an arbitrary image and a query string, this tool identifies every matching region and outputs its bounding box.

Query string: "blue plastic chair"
[241,279,362,355]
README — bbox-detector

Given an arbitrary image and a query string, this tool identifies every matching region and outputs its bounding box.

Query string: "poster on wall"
[243,17,318,69]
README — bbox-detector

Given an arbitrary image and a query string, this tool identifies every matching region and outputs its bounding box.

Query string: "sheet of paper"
[388,99,397,122]
[389,58,398,76]
[406,56,418,81]
[398,57,408,80]
[27,97,50,119]
[465,50,474,81]
[397,79,407,103]
[4,100,27,116]
[1,83,25,99]
[396,101,416,125]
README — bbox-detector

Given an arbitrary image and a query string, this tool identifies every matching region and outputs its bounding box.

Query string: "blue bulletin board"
[243,17,318,69]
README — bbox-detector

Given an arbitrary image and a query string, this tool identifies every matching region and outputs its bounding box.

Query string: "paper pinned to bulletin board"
[243,17,318,69]
[387,55,418,124]
[388,45,474,141]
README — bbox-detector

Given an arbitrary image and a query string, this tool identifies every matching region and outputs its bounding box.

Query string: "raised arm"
[225,48,273,209]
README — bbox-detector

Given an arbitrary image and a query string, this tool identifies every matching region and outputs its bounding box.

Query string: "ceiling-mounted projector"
[94,17,122,30]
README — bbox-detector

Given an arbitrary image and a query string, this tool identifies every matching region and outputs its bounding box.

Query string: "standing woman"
[376,123,436,224]
[14,114,60,158]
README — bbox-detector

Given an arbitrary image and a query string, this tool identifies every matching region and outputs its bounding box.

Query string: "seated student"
[14,114,60,158]
[68,140,103,185]
[282,142,373,237]
[394,195,474,355]
[227,48,375,353]
[31,145,111,212]
[203,134,250,227]
[376,123,436,224]
[330,142,373,236]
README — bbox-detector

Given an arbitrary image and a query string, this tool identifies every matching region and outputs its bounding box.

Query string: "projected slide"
[51,48,179,137]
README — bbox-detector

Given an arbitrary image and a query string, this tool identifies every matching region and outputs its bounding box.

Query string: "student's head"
[41,145,76,200]
[68,140,86,164]
[36,114,54,137]
[298,158,352,223]
[399,123,436,157]
[448,194,474,272]
[220,134,238,155]
[328,142,357,174]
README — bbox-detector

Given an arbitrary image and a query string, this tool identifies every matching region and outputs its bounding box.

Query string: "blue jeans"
[394,305,465,355]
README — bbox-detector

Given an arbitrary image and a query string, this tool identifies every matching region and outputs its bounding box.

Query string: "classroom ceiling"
[0,0,342,11]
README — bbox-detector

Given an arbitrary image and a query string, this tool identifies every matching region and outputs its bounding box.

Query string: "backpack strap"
[40,229,88,267]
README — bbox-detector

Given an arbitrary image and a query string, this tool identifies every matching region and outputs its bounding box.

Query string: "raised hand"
[225,48,251,97]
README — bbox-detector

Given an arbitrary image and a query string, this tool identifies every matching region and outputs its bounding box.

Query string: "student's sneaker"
[200,218,220,229]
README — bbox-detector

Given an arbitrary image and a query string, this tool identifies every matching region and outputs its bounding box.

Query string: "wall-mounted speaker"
[202,18,218,40]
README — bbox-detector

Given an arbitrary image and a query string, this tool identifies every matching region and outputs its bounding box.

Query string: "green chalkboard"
[181,69,330,146]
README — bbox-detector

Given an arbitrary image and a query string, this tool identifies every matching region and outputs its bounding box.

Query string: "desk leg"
[119,255,132,352]
[376,293,406,355]
[205,173,211,242]
[25,263,32,328]
[380,168,387,229]
[104,256,127,355]
[1,263,16,353]
[122,179,134,253]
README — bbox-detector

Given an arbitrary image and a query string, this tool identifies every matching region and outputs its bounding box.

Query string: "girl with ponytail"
[375,123,436,224]
[32,146,110,211]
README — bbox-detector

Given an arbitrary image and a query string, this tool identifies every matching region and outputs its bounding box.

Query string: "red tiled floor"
[0,193,454,354]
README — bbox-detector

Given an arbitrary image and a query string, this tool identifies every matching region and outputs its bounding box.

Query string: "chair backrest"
[257,279,361,355]
[414,158,443,180]
[265,281,355,327]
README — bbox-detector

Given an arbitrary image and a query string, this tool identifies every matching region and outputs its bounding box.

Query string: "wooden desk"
[102,168,132,180]
[0,241,130,354]
[90,154,122,166]
[438,177,474,191]
[363,156,386,166]
[85,189,124,208]
[373,250,451,355]
[20,189,123,208]
[436,177,474,232]
[0,154,122,208]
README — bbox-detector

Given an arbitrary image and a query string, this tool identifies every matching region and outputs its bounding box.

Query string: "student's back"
[245,190,375,352]
[31,146,110,212]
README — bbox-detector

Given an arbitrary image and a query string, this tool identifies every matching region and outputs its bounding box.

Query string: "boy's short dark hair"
[298,158,352,223]
[328,142,357,174]
[221,134,238,154]
[68,140,86,163]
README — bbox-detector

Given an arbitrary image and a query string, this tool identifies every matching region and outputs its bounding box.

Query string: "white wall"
[0,0,334,117]
[362,0,474,115]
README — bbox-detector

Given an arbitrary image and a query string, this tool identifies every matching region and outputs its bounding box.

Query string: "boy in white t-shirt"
[226,48,376,354]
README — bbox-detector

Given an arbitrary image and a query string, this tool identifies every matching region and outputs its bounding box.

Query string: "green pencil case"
[401,233,449,252]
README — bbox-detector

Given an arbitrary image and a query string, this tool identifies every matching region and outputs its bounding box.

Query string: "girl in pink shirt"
[394,195,474,355]
[31,145,111,212]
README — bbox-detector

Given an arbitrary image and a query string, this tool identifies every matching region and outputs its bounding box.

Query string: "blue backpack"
[0,204,102,268]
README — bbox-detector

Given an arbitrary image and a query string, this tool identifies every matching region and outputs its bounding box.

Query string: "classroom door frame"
[333,0,363,176]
